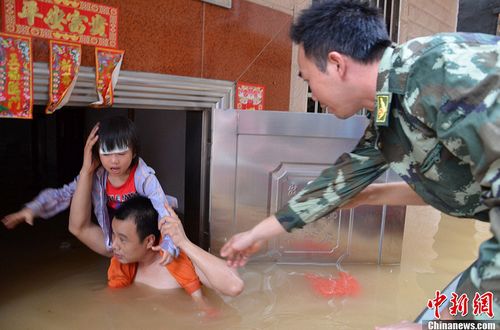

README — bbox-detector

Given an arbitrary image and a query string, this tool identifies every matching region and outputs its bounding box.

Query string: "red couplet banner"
[2,0,118,48]
[0,32,33,119]
[46,40,81,114]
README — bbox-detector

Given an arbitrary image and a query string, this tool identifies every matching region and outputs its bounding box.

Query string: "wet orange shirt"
[107,250,201,295]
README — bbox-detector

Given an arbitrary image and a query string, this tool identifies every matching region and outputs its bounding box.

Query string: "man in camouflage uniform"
[221,0,500,323]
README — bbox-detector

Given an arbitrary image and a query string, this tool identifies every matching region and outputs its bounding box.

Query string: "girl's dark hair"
[92,116,140,167]
[290,0,392,71]
[114,196,160,242]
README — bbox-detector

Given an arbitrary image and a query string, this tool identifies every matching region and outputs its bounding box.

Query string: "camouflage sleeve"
[275,122,389,232]
[402,34,500,319]
[401,34,500,222]
[451,115,500,318]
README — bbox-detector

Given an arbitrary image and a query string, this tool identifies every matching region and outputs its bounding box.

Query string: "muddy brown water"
[0,206,491,329]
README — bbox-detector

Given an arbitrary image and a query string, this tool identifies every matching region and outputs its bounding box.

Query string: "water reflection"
[0,206,492,329]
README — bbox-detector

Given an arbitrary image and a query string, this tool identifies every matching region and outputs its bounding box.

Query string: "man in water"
[69,162,244,311]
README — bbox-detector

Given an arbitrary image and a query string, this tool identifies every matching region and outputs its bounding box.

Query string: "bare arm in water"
[158,204,244,297]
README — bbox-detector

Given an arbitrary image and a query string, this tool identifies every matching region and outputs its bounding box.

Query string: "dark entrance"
[0,106,210,252]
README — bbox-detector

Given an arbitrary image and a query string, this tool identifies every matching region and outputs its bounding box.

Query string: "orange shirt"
[107,250,201,295]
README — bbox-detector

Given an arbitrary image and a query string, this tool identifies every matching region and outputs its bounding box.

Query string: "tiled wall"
[15,0,293,110]
[399,0,458,42]
[203,0,292,110]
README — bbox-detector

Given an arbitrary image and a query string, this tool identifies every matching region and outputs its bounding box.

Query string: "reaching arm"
[158,204,244,297]
[340,182,426,209]
[218,182,425,267]
[2,179,78,229]
[2,207,35,228]
[221,122,389,266]
[136,160,179,262]
[2,126,103,230]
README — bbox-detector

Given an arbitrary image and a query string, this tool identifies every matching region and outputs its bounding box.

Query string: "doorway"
[0,105,211,249]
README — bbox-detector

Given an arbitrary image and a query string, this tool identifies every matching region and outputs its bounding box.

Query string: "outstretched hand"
[220,231,264,268]
[1,207,35,229]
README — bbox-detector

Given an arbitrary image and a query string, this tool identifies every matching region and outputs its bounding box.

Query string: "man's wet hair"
[114,196,160,242]
[92,116,140,167]
[290,0,392,71]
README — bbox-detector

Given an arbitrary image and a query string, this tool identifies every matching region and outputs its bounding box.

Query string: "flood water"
[0,206,492,329]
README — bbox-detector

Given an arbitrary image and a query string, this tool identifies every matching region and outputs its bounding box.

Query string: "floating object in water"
[59,241,71,250]
[305,271,360,298]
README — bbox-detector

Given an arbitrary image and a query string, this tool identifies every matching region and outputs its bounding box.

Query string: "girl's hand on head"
[81,124,101,175]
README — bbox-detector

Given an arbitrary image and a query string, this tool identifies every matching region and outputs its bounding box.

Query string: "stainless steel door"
[210,109,405,265]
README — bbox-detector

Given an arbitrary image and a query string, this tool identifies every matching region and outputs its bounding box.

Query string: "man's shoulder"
[136,258,181,289]
[394,33,499,67]
[387,32,499,96]
[107,257,137,288]
[399,33,498,52]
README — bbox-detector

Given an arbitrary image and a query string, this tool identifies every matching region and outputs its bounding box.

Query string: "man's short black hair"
[114,196,160,242]
[290,0,391,71]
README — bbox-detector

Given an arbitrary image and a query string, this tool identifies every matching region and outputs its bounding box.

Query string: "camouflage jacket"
[275,33,500,317]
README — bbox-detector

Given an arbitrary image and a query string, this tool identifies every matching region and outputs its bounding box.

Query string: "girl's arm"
[2,178,78,229]
[137,165,179,261]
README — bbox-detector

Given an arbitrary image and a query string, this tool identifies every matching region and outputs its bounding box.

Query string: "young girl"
[2,116,178,261]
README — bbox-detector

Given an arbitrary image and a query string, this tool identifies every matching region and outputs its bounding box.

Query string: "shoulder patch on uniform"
[375,93,392,127]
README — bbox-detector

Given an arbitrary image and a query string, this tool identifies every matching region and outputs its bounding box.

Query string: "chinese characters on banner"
[46,40,81,114]
[91,47,124,107]
[427,290,494,319]
[236,82,265,110]
[0,32,32,119]
[2,0,118,48]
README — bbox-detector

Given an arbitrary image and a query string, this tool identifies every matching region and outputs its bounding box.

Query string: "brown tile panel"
[238,17,292,111]
[24,0,204,77]
[101,0,204,77]
[203,0,292,109]
[4,0,292,109]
